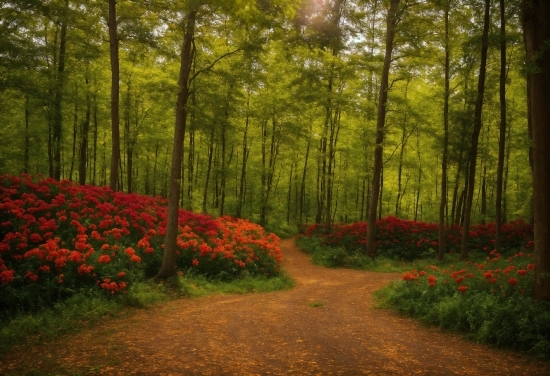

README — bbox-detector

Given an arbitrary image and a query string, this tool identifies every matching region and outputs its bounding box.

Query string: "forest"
[1,0,549,299]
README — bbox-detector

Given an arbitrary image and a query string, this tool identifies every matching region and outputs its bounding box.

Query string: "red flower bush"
[0,175,283,317]
[302,216,533,261]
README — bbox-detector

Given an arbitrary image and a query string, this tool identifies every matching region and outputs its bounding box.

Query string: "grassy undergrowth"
[0,272,293,356]
[295,235,437,273]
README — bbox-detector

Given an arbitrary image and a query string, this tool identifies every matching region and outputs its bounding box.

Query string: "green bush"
[375,252,550,358]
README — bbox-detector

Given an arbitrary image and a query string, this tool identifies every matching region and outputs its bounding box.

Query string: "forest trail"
[1,238,549,376]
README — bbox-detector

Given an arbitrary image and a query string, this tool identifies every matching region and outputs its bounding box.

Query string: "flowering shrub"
[378,251,550,357]
[0,175,282,317]
[302,216,533,260]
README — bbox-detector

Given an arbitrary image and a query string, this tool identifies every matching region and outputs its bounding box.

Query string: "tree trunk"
[219,84,232,217]
[158,9,197,279]
[366,0,400,256]
[124,79,132,194]
[69,84,78,181]
[300,136,311,224]
[153,141,159,196]
[495,0,507,253]
[92,96,98,185]
[439,1,450,260]
[287,161,294,224]
[79,76,91,185]
[523,0,550,301]
[202,128,215,214]
[237,94,250,218]
[108,0,121,191]
[460,0,490,260]
[24,95,30,174]
[52,1,68,181]
[395,82,410,218]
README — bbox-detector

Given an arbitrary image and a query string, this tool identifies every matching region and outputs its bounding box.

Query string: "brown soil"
[1,238,549,375]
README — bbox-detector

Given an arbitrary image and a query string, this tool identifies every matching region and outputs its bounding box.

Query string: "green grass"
[295,235,442,272]
[295,235,501,273]
[0,273,294,356]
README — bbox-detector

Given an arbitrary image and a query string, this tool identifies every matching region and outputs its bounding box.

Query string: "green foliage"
[178,271,294,298]
[375,253,550,358]
[296,235,372,269]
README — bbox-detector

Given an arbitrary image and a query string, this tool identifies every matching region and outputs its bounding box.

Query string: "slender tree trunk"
[24,95,30,174]
[503,119,512,224]
[52,1,68,181]
[496,0,507,251]
[481,165,487,223]
[108,0,121,191]
[203,128,215,214]
[439,1,450,260]
[396,80,411,218]
[145,148,150,195]
[219,84,232,217]
[523,0,550,301]
[69,84,78,181]
[79,76,91,185]
[460,0,490,260]
[237,93,250,218]
[153,141,159,196]
[92,96,98,185]
[300,136,311,224]
[366,0,400,256]
[287,161,294,224]
[124,80,132,194]
[187,124,195,210]
[158,9,197,279]
[326,106,341,231]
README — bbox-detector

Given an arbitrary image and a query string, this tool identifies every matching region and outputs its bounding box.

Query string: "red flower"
[192,258,199,267]
[98,254,111,264]
[402,271,417,281]
[508,277,518,286]
[78,264,94,275]
[458,285,468,293]
[117,271,126,278]
[130,254,141,263]
[427,275,436,287]
[38,265,50,273]
[517,269,527,276]
[30,233,43,243]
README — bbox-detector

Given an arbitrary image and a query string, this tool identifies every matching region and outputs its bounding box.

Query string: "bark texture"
[523,0,550,301]
[158,10,197,279]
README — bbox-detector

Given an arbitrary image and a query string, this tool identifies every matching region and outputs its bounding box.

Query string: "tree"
[523,0,550,301]
[438,0,451,261]
[108,0,121,191]
[495,0,507,254]
[460,0,490,260]
[366,0,401,256]
[157,7,198,279]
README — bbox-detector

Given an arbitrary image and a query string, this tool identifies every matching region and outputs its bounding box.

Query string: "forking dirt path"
[0,238,549,375]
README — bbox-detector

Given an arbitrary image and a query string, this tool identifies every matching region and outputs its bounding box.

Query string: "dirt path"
[1,238,549,375]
